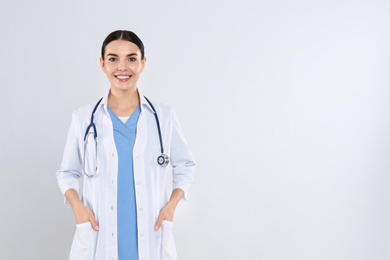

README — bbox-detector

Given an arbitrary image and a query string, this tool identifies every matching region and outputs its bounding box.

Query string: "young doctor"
[56,30,196,260]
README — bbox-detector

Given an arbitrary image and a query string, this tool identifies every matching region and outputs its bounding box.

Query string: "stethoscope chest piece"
[157,154,169,167]
[84,95,170,171]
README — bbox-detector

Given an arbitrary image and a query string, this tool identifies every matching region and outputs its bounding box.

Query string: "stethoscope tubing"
[143,96,164,154]
[84,97,103,141]
[83,95,169,178]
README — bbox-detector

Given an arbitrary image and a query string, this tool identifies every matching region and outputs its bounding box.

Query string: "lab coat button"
[111,206,113,210]
[140,233,144,237]
[139,207,143,211]
[112,153,114,157]
[135,154,141,158]
[136,181,141,185]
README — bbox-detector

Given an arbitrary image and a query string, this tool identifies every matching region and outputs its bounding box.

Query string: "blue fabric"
[107,105,140,260]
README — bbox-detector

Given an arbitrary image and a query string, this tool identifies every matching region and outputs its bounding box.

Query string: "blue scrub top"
[107,105,141,260]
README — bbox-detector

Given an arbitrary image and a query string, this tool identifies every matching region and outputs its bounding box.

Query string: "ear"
[141,57,147,73]
[100,57,105,70]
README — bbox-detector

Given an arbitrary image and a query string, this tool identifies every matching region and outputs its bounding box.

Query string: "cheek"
[104,66,116,75]
[130,63,143,72]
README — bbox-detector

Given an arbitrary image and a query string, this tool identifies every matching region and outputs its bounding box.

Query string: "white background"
[1,0,390,259]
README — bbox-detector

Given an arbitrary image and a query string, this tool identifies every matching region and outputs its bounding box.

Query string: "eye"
[129,57,137,62]
[109,57,117,62]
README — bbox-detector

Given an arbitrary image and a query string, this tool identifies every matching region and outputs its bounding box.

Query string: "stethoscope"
[82,95,169,178]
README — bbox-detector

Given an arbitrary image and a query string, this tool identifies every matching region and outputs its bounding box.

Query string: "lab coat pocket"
[161,220,178,260]
[69,222,98,260]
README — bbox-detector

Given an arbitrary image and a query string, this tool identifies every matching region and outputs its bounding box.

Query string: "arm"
[56,111,99,230]
[169,107,196,201]
[154,107,196,230]
[56,111,83,205]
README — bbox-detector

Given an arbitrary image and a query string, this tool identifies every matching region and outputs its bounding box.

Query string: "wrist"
[166,200,178,210]
[70,200,84,211]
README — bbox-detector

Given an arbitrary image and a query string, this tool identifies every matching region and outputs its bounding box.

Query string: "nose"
[117,60,128,71]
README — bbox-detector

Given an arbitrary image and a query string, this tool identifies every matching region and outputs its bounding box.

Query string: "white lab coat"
[56,87,195,260]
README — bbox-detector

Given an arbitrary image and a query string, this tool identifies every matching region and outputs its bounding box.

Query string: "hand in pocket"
[72,202,99,230]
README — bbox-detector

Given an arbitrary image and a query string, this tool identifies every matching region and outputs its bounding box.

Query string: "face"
[100,39,146,92]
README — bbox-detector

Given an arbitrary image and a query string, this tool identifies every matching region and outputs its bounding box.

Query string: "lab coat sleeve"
[169,107,196,202]
[56,111,83,206]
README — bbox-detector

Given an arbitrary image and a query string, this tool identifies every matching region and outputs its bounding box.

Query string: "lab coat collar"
[95,87,155,117]
[139,90,156,114]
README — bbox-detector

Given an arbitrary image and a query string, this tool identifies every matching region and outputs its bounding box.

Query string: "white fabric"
[117,116,129,124]
[56,87,196,260]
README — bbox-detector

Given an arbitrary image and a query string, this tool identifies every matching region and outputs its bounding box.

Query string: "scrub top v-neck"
[107,105,141,260]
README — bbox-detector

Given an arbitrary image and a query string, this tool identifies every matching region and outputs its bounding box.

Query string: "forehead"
[104,40,141,55]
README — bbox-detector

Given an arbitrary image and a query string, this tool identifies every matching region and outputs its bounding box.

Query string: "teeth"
[117,75,130,79]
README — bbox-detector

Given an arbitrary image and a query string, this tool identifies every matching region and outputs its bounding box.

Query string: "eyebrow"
[106,53,138,57]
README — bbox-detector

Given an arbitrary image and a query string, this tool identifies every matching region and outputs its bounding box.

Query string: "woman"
[56,30,196,260]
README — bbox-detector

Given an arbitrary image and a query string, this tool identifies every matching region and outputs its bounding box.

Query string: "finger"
[154,213,165,231]
[90,216,99,231]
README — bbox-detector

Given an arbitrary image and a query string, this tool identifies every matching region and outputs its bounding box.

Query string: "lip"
[114,74,132,82]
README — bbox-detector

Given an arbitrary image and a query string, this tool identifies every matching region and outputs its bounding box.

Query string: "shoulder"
[72,103,95,120]
[143,97,175,117]
[69,102,98,130]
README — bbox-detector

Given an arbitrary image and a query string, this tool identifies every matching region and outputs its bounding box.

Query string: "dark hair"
[101,30,145,60]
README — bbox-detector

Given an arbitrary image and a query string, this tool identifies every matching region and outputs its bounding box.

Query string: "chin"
[112,84,137,91]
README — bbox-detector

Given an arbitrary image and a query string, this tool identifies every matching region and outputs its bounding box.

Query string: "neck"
[107,86,140,110]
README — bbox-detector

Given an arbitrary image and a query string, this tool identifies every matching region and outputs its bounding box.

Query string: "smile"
[115,75,132,82]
